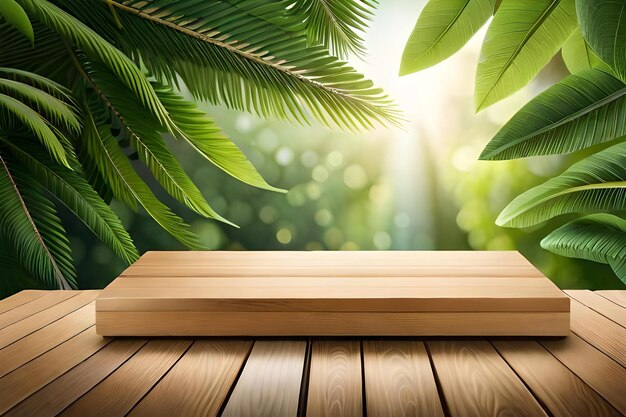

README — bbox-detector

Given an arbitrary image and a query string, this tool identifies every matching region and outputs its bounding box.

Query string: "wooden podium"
[95,251,570,336]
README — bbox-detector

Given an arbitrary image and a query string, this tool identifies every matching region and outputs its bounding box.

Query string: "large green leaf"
[497,141,626,227]
[577,0,626,82]
[0,155,75,289]
[480,69,626,159]
[400,0,494,75]
[541,214,626,283]
[475,0,577,110]
[0,0,33,44]
[561,27,613,74]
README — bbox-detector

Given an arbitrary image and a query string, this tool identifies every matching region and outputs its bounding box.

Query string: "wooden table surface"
[0,289,624,417]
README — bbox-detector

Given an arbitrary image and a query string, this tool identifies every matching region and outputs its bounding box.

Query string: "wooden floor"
[0,289,624,417]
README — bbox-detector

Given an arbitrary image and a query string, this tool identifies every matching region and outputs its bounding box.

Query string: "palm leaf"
[475,0,577,110]
[0,0,33,44]
[541,214,626,283]
[577,0,626,82]
[400,0,494,75]
[0,154,76,289]
[54,0,399,131]
[155,85,285,194]
[81,103,205,249]
[2,136,139,264]
[480,69,626,159]
[288,0,377,59]
[561,27,613,74]
[497,141,626,227]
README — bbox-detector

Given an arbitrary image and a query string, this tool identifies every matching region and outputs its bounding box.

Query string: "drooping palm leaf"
[497,141,626,227]
[475,0,577,110]
[400,0,494,75]
[0,0,33,44]
[288,0,377,59]
[0,155,76,289]
[2,136,139,264]
[561,27,613,74]
[480,69,626,160]
[541,214,626,283]
[55,0,399,131]
[577,0,626,82]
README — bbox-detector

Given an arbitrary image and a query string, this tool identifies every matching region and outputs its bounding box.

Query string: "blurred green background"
[65,0,624,290]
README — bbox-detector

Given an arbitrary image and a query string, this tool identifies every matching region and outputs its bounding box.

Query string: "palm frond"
[288,0,377,59]
[480,69,626,160]
[497,141,626,227]
[0,154,76,289]
[0,0,33,44]
[541,214,626,283]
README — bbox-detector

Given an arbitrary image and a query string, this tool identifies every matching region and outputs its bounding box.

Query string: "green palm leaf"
[541,214,626,283]
[155,86,285,194]
[2,137,139,264]
[81,104,204,249]
[0,0,33,44]
[475,0,577,110]
[55,0,399,131]
[497,141,626,227]
[480,69,626,159]
[561,27,613,74]
[0,155,76,289]
[288,0,377,59]
[400,0,494,75]
[577,0,626,82]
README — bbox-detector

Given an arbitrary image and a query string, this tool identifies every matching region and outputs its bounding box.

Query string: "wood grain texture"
[567,290,626,326]
[221,341,307,417]
[0,290,98,349]
[306,340,362,417]
[428,340,547,417]
[129,340,252,417]
[61,339,191,417]
[596,290,626,308]
[0,302,96,377]
[0,291,76,330]
[6,338,146,417]
[493,340,621,417]
[363,340,443,417]
[540,333,626,415]
[96,311,570,337]
[569,299,626,366]
[0,327,109,414]
[0,290,46,314]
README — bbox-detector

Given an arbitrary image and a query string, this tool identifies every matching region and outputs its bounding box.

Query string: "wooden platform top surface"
[1,289,624,417]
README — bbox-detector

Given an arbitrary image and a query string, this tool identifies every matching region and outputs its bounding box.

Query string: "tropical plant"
[401,0,626,284]
[0,0,396,292]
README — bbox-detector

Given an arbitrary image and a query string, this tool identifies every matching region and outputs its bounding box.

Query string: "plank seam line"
[216,340,255,417]
[0,292,80,331]
[0,295,96,350]
[489,340,555,417]
[359,340,367,417]
[0,292,47,316]
[423,341,451,417]
[296,338,312,417]
[567,292,626,329]
[124,340,196,417]
[595,292,626,309]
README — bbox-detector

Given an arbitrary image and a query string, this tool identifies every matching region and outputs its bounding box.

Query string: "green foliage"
[0,0,33,44]
[400,0,494,75]
[541,214,626,283]
[561,27,612,73]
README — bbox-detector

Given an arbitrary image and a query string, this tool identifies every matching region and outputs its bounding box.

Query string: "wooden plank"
[221,340,307,417]
[0,291,76,330]
[363,340,443,417]
[96,311,570,337]
[540,333,626,415]
[0,302,96,378]
[306,340,362,417]
[570,299,626,366]
[566,290,626,327]
[60,339,191,417]
[428,340,547,417]
[5,339,146,417]
[595,290,626,309]
[493,340,621,417]
[0,327,109,414]
[0,290,99,349]
[129,340,252,417]
[0,290,47,314]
